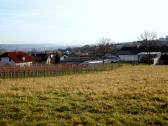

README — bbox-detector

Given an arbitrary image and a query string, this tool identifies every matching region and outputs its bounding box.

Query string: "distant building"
[31,52,48,64]
[159,36,168,42]
[116,51,139,62]
[138,52,161,64]
[31,52,60,64]
[118,54,138,62]
[75,51,89,57]
[60,55,92,64]
[157,53,168,65]
[103,54,120,63]
[0,52,33,66]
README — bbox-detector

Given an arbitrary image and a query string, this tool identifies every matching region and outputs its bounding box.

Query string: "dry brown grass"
[1,65,168,97]
[0,65,168,125]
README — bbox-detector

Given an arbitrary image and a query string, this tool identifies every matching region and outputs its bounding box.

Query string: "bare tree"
[138,31,158,64]
[96,37,114,62]
[139,31,157,41]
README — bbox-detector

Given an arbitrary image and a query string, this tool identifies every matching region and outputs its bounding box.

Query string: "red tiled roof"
[0,52,32,63]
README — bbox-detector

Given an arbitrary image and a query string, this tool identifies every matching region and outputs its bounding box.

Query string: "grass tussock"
[0,65,168,126]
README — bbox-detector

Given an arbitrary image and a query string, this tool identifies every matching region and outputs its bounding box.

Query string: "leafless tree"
[138,31,158,64]
[139,31,157,41]
[96,37,114,62]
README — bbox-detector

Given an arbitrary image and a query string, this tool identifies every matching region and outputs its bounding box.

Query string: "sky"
[0,0,168,45]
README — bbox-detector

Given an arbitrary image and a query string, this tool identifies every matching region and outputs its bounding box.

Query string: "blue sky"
[0,0,168,45]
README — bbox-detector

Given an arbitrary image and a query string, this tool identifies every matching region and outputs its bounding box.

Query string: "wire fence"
[0,63,122,79]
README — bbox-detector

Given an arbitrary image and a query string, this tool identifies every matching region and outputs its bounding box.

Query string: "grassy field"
[0,65,168,126]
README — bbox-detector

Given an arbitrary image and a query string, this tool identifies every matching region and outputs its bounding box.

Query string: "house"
[75,51,89,57]
[103,54,120,63]
[115,51,139,62]
[31,52,60,64]
[60,55,68,61]
[118,54,138,62]
[80,54,120,65]
[138,52,161,64]
[0,51,33,66]
[46,54,54,64]
[31,52,49,64]
[82,59,115,64]
[60,55,92,64]
[159,35,168,42]
[153,53,168,65]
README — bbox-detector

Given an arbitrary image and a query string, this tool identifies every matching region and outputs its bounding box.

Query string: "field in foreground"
[0,65,168,126]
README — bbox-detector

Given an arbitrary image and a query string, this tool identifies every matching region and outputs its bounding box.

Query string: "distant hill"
[115,40,168,49]
[0,44,68,52]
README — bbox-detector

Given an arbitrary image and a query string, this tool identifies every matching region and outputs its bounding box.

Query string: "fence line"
[0,64,122,79]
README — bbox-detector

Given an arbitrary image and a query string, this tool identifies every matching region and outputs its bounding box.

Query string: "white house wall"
[119,55,138,62]
[0,57,32,67]
[16,62,32,67]
[0,57,15,65]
